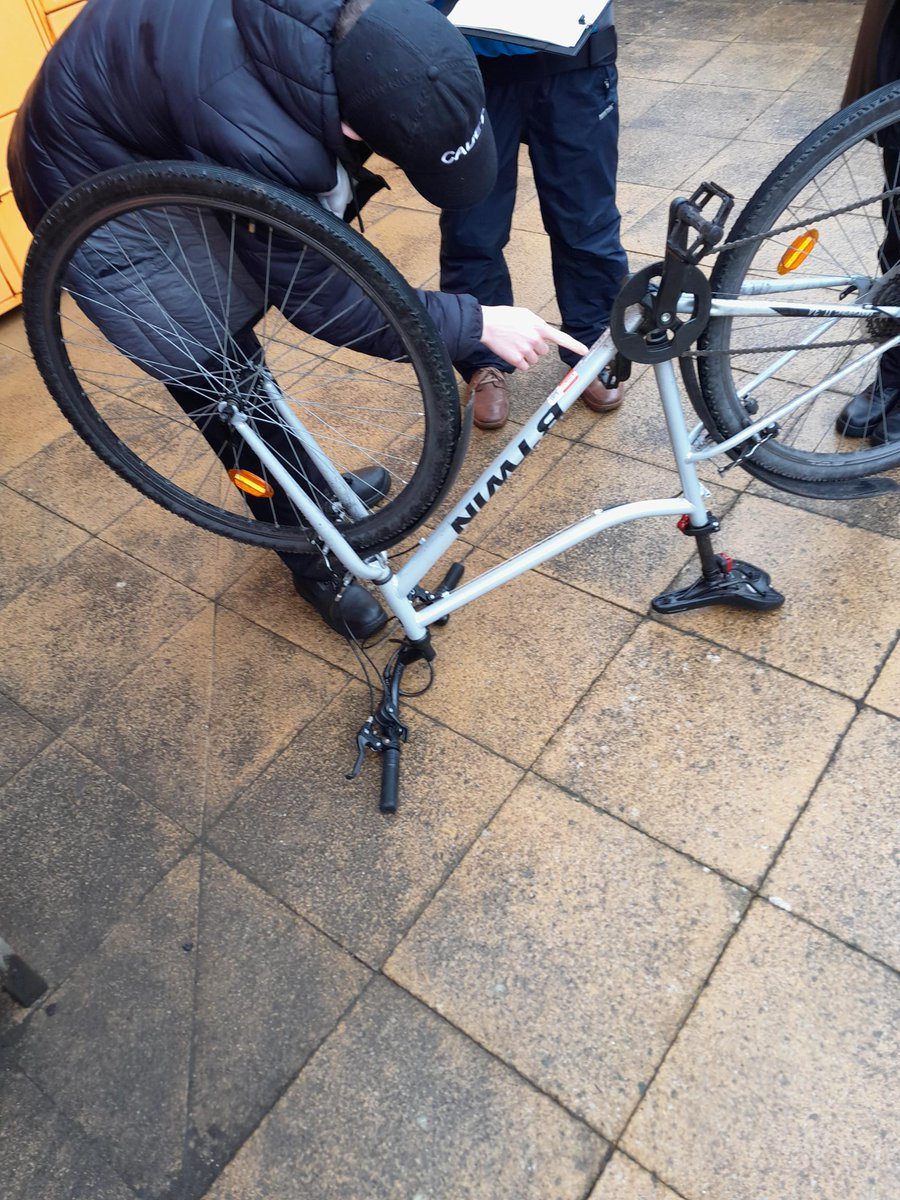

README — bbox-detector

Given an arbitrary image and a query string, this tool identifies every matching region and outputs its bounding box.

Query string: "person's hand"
[479,306,589,370]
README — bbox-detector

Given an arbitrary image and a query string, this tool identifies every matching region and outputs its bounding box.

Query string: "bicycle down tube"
[228,322,713,640]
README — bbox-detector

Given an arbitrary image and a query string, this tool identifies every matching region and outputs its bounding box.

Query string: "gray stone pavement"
[1,1,898,1198]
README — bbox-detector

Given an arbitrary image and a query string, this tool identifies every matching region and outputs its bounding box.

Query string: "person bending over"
[9,0,585,638]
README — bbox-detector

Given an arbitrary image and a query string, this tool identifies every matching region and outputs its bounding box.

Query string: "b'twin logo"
[441,108,486,164]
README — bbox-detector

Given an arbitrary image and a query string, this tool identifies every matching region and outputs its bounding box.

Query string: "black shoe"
[342,466,391,508]
[835,383,900,437]
[292,574,388,640]
[868,403,900,445]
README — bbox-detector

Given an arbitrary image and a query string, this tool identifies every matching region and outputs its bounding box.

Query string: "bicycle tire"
[698,81,900,483]
[23,162,461,555]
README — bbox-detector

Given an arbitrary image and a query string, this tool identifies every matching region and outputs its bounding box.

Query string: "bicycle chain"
[685,187,900,355]
[710,187,900,257]
[689,337,872,357]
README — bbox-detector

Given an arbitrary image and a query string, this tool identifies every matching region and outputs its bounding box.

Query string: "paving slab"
[765,707,900,968]
[656,492,900,697]
[387,778,747,1139]
[0,336,72,474]
[868,640,900,717]
[689,40,827,90]
[479,442,728,611]
[536,620,854,884]
[11,852,369,1199]
[0,691,53,786]
[0,741,191,983]
[409,547,640,763]
[12,856,201,1196]
[577,364,749,493]
[747,477,900,541]
[184,855,370,1195]
[0,1066,136,1200]
[63,606,348,832]
[203,977,607,1200]
[0,538,207,730]
[589,1153,682,1200]
[5,426,144,535]
[210,693,523,965]
[99,494,259,598]
[0,483,88,604]
[622,900,900,1200]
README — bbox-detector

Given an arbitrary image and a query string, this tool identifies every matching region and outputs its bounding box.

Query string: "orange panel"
[47,1,85,37]
[0,191,32,277]
[0,224,22,312]
[0,266,16,311]
[0,113,16,193]
[0,0,50,115]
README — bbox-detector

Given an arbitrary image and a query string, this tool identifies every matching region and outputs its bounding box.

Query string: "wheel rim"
[700,90,900,478]
[28,168,457,553]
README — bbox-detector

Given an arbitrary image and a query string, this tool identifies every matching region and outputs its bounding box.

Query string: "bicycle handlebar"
[379,745,401,814]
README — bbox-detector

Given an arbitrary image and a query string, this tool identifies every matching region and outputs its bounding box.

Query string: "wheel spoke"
[25,164,459,554]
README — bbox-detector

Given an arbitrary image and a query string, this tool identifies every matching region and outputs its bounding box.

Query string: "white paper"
[447,0,611,50]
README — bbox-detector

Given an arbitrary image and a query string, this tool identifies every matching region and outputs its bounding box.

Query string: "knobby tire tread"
[23,162,461,554]
[698,81,900,483]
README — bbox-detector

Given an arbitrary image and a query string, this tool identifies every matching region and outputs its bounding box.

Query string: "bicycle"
[21,81,900,812]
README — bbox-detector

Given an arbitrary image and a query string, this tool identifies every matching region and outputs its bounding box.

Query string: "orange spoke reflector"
[228,468,275,498]
[777,229,818,275]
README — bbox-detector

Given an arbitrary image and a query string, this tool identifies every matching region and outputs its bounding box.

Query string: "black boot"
[835,383,900,437]
[868,404,900,445]
[292,574,389,640]
[342,465,390,508]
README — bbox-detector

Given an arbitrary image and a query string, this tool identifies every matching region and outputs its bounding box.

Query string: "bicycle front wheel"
[23,162,461,555]
[698,81,900,484]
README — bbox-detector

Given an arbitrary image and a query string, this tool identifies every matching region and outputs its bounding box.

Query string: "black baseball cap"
[332,0,497,210]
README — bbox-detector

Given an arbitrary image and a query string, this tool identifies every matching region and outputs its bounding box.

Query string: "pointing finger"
[541,325,589,357]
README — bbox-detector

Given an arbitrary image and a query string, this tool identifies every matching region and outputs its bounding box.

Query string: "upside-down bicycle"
[22,82,900,811]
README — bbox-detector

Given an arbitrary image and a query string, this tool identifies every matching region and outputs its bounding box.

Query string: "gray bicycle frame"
[227,293,900,643]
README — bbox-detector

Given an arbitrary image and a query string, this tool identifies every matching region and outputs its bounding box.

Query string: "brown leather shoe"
[468,367,511,430]
[581,377,625,413]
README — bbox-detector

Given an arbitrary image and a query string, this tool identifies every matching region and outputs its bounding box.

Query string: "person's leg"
[439,77,527,427]
[526,61,628,410]
[837,143,900,439]
[165,325,387,638]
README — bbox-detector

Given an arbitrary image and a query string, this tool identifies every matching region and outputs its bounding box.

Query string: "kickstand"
[652,514,785,614]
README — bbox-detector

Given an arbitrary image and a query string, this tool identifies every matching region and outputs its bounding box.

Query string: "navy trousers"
[439,59,628,380]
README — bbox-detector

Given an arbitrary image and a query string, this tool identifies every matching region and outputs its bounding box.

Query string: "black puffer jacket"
[8,0,482,375]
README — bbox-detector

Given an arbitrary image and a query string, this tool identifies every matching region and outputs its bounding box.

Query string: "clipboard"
[438,0,612,56]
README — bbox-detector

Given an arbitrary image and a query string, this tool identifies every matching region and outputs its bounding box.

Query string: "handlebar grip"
[379,746,401,814]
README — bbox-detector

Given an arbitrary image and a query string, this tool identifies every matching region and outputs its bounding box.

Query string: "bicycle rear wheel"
[698,81,900,485]
[23,162,461,555]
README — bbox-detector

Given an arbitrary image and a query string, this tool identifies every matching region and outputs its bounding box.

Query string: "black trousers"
[439,58,628,380]
[164,325,329,579]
